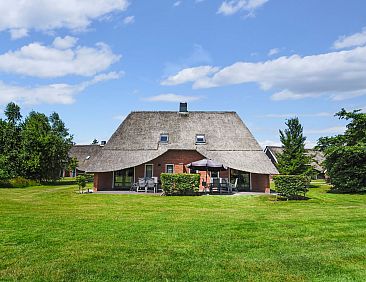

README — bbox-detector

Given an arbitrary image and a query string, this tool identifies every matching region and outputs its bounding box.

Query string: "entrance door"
[230,169,250,191]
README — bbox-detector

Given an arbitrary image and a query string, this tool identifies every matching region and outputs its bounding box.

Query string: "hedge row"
[0,177,39,188]
[273,175,310,199]
[160,173,200,195]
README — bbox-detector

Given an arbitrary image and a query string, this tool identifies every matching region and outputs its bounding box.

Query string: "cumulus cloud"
[333,27,366,49]
[0,0,129,38]
[9,28,28,39]
[305,126,346,135]
[0,71,123,105]
[52,36,78,49]
[123,16,135,25]
[259,112,332,118]
[217,0,268,16]
[162,66,219,86]
[0,38,121,78]
[267,48,279,56]
[163,46,366,101]
[143,93,202,103]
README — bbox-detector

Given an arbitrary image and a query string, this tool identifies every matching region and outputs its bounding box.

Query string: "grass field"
[1,181,365,281]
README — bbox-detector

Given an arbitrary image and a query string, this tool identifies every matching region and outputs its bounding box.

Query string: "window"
[114,168,134,189]
[195,134,206,144]
[211,171,219,178]
[166,164,174,174]
[145,164,153,178]
[160,134,169,143]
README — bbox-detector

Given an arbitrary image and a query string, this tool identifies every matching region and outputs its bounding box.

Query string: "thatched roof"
[69,145,103,171]
[87,111,278,174]
[265,146,325,173]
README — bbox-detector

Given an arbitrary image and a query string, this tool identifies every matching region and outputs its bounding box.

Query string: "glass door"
[230,169,250,191]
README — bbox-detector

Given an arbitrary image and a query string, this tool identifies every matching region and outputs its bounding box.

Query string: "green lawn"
[1,181,365,281]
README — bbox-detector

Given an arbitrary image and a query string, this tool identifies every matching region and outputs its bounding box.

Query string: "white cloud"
[259,139,281,149]
[0,39,121,78]
[174,1,182,7]
[163,46,366,101]
[0,71,122,106]
[123,16,135,25]
[305,126,346,135]
[259,112,332,118]
[162,66,218,86]
[52,36,78,49]
[143,93,202,103]
[10,28,28,39]
[267,48,279,56]
[333,27,366,49]
[217,0,268,16]
[0,0,129,37]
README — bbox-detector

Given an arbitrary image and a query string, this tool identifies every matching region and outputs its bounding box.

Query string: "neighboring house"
[65,144,103,177]
[264,146,326,179]
[86,103,278,192]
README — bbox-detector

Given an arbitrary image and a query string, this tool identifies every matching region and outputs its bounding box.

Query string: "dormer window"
[160,134,169,143]
[195,134,206,144]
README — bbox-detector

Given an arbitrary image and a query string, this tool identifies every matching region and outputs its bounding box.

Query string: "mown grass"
[0,181,365,281]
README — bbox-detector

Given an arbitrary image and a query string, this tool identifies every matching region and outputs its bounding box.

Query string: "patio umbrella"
[187,159,227,191]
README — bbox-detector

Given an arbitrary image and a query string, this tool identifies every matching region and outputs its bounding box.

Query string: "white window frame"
[160,134,169,143]
[165,164,174,174]
[195,134,206,144]
[145,164,154,178]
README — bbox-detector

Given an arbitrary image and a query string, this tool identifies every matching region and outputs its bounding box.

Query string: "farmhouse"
[66,144,103,177]
[264,146,326,179]
[86,103,278,192]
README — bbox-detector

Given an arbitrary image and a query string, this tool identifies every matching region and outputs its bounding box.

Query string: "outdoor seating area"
[208,178,238,194]
[131,177,159,193]
[130,175,239,195]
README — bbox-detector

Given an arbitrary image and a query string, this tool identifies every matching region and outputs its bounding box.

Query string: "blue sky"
[0,0,365,147]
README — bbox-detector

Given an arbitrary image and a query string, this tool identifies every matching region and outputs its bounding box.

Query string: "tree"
[277,118,313,175]
[317,109,366,192]
[76,175,87,194]
[68,157,79,175]
[21,111,73,182]
[92,139,98,144]
[4,102,22,124]
[0,103,23,179]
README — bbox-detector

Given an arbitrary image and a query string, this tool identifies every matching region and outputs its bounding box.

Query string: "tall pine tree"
[277,118,312,175]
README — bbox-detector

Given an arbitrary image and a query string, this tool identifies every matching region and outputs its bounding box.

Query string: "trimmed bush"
[273,175,309,199]
[161,173,200,195]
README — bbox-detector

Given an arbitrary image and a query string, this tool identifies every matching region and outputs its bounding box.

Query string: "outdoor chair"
[146,178,156,193]
[219,178,230,194]
[210,178,220,193]
[137,178,147,193]
[229,178,238,193]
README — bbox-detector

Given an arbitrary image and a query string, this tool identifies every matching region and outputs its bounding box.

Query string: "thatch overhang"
[69,144,103,171]
[86,111,279,174]
[265,146,325,173]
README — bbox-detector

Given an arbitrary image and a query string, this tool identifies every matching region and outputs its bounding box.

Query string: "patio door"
[230,169,250,191]
[114,168,134,190]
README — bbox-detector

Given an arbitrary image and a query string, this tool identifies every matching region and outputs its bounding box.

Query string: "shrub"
[0,177,38,188]
[161,173,200,195]
[76,175,87,193]
[273,175,309,199]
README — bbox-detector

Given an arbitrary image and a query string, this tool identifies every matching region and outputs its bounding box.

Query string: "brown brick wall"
[135,150,205,180]
[251,173,270,193]
[94,172,113,191]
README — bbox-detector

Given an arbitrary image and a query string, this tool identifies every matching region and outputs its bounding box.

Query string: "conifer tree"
[277,118,312,175]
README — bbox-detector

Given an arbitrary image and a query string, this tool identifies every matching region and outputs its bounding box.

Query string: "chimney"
[179,102,188,113]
